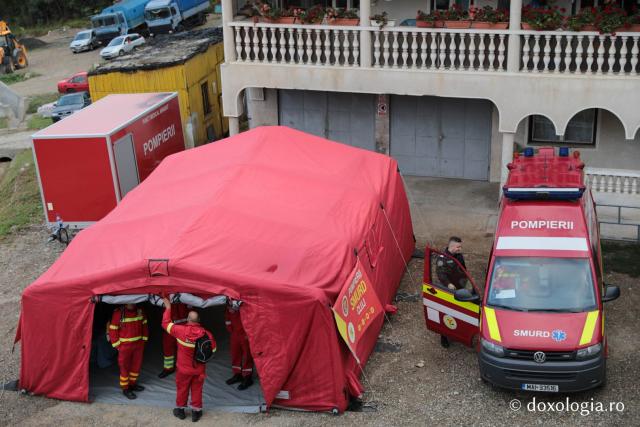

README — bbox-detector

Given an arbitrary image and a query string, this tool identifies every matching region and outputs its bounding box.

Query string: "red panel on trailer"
[110,96,184,182]
[33,137,116,223]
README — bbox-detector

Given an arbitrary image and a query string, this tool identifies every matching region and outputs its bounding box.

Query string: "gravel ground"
[0,226,637,426]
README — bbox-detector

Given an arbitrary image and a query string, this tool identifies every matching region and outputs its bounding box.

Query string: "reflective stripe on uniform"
[109,324,119,330]
[484,307,502,342]
[121,316,144,323]
[112,340,121,347]
[177,338,195,348]
[579,310,599,345]
[422,284,480,314]
[130,372,139,377]
[118,336,144,343]
[166,322,174,334]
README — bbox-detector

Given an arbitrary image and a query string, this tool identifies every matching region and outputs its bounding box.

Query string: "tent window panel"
[528,109,597,146]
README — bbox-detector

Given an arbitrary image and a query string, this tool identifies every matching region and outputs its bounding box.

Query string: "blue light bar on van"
[503,187,585,200]
[559,147,569,157]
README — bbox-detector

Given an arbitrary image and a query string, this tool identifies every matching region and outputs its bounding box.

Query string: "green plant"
[0,117,7,129]
[326,7,359,20]
[595,5,627,34]
[295,5,325,24]
[441,4,469,21]
[522,5,564,30]
[471,6,509,23]
[27,93,59,114]
[566,7,598,31]
[371,11,390,27]
[0,149,42,238]
[254,1,282,20]
[416,10,438,24]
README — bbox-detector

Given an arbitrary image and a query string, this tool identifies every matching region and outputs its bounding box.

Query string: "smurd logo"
[552,329,567,342]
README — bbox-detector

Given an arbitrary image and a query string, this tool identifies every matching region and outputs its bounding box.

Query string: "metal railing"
[597,204,640,242]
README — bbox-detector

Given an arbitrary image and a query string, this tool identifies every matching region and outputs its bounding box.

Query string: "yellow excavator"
[0,21,28,74]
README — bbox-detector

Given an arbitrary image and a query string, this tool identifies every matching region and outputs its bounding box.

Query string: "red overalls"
[162,306,216,410]
[109,306,148,390]
[225,307,253,378]
[161,303,189,372]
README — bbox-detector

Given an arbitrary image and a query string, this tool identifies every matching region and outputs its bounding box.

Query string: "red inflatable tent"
[17,126,414,412]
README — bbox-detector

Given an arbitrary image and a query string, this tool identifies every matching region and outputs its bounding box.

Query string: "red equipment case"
[31,92,185,229]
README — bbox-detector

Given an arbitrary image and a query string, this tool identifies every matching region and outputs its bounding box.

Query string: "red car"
[57,72,89,94]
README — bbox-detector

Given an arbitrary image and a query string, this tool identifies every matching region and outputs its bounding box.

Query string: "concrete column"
[500,132,515,185]
[506,0,522,73]
[229,117,240,136]
[221,0,236,62]
[359,0,372,67]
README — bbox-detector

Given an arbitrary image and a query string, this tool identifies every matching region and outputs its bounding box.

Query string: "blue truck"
[144,0,210,35]
[91,0,152,44]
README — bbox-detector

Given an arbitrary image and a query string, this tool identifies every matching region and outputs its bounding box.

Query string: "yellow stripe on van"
[579,310,600,345]
[484,307,502,342]
[422,284,480,314]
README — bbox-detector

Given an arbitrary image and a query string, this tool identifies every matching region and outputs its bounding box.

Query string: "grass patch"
[0,72,41,85]
[27,93,59,114]
[27,115,53,130]
[13,18,90,38]
[602,241,640,277]
[0,117,7,129]
[0,150,42,238]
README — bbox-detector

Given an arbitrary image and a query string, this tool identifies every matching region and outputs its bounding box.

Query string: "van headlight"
[576,343,601,359]
[481,337,504,357]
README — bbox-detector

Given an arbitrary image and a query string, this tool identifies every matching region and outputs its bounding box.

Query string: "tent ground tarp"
[18,126,414,412]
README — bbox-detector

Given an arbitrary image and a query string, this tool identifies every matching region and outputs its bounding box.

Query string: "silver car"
[99,34,145,60]
[69,30,98,53]
[51,92,92,123]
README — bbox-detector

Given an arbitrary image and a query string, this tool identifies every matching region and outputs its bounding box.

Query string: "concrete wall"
[516,110,640,170]
[0,81,26,126]
[246,88,279,128]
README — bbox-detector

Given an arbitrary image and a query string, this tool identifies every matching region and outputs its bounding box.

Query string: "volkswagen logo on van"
[533,351,546,363]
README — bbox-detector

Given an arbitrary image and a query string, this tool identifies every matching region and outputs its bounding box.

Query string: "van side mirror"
[454,288,480,304]
[602,284,620,303]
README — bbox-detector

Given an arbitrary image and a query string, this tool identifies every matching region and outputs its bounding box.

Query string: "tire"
[57,228,70,245]
[118,50,124,56]
[4,58,14,74]
[66,88,74,93]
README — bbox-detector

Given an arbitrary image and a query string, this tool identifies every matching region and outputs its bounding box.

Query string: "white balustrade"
[520,30,640,74]
[585,168,640,196]
[229,23,640,75]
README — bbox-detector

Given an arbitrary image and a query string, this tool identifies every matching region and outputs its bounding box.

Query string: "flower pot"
[262,16,297,24]
[521,23,533,30]
[622,24,640,32]
[416,20,434,28]
[581,24,597,31]
[492,22,509,29]
[331,18,360,26]
[434,20,445,28]
[370,19,396,27]
[471,21,492,29]
[445,20,471,29]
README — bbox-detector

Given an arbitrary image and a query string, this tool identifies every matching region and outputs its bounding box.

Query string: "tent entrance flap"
[90,302,265,412]
[97,293,228,308]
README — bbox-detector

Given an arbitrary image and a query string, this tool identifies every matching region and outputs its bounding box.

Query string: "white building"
[219,0,640,227]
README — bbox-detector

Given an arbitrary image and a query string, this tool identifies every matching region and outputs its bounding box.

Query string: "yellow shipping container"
[89,28,227,147]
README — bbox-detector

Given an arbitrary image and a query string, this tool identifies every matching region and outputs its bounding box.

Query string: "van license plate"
[521,384,559,392]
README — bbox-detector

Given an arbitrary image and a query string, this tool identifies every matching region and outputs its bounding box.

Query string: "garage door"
[390,96,491,180]
[279,90,376,151]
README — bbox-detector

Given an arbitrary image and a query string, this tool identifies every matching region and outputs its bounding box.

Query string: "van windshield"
[146,8,171,20]
[487,257,597,312]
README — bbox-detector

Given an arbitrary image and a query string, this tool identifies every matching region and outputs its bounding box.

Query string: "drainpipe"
[500,132,515,185]
[360,0,372,68]
[221,0,236,62]
[506,0,522,72]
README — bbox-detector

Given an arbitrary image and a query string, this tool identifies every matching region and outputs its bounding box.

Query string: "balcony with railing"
[229,22,640,75]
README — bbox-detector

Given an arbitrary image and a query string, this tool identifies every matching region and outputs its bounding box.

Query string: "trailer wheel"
[14,51,28,69]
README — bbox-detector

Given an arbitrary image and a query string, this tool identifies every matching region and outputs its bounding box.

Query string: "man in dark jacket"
[435,237,469,348]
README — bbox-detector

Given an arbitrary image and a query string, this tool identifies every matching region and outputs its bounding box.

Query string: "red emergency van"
[422,147,620,393]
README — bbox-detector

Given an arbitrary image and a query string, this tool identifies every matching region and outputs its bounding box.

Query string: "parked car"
[69,30,98,53]
[99,34,145,60]
[57,72,89,94]
[51,92,91,122]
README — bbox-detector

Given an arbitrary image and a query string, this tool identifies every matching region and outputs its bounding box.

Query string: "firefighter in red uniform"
[158,302,190,378]
[225,299,254,390]
[161,297,215,423]
[108,303,148,399]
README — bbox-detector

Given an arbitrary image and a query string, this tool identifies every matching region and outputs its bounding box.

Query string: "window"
[529,109,597,146]
[201,82,211,116]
